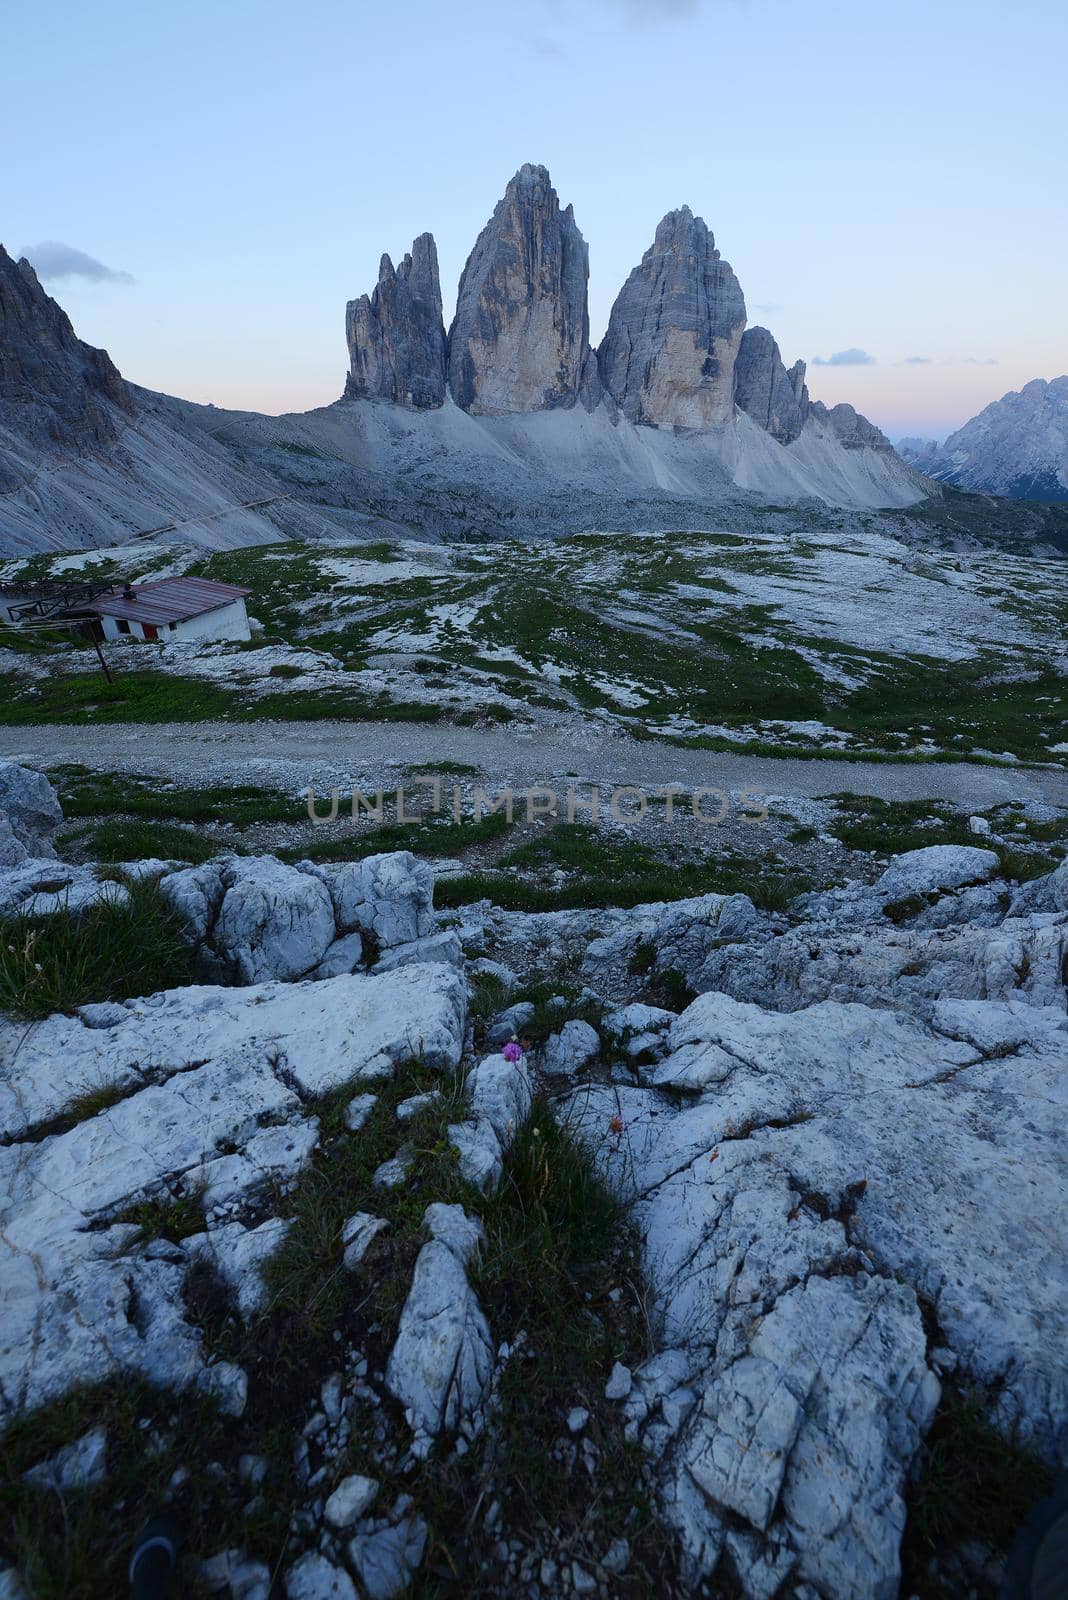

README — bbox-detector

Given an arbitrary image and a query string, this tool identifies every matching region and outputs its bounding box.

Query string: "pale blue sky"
[3,0,1065,438]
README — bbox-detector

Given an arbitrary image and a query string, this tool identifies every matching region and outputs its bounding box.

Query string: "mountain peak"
[344,233,447,410]
[447,166,598,416]
[0,241,134,458]
[598,208,745,427]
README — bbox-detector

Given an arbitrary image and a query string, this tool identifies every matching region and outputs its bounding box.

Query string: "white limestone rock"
[23,1426,107,1490]
[197,1360,248,1418]
[541,1019,600,1077]
[395,1090,442,1122]
[302,851,434,948]
[874,843,999,900]
[311,931,364,980]
[373,930,462,974]
[0,971,465,1421]
[284,1551,357,1600]
[0,857,128,918]
[341,1213,389,1271]
[466,1052,533,1146]
[447,1119,503,1195]
[323,1472,379,1528]
[0,760,62,862]
[424,1201,485,1266]
[344,1093,378,1132]
[348,1518,428,1600]
[386,1219,494,1456]
[183,1119,320,1213]
[700,906,1068,1020]
[603,1003,677,1060]
[563,981,1068,1593]
[1008,857,1068,916]
[484,1001,536,1049]
[184,1217,290,1320]
[211,856,337,983]
[0,967,466,1137]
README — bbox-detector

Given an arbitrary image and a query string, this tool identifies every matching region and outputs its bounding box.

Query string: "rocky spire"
[734,326,809,444]
[0,244,134,453]
[344,233,447,410]
[597,208,746,428]
[447,164,599,415]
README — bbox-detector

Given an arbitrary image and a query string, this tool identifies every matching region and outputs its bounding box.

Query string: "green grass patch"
[79,817,222,865]
[0,669,241,725]
[902,1387,1055,1598]
[437,826,809,913]
[0,880,195,1020]
[54,768,301,826]
[280,809,511,865]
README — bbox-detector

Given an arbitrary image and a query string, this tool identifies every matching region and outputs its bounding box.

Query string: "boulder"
[284,1552,357,1600]
[541,1019,600,1077]
[211,857,336,983]
[304,851,435,947]
[0,761,62,864]
[466,1051,534,1143]
[874,843,1000,900]
[448,164,598,415]
[373,930,462,974]
[348,1518,428,1600]
[597,207,746,428]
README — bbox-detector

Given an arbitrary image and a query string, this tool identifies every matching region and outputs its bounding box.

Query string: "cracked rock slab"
[566,984,1067,1596]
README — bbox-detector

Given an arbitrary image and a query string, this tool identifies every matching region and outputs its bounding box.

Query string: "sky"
[3,0,1066,441]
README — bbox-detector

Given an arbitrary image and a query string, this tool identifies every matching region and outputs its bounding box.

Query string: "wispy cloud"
[962,356,998,365]
[528,31,565,55]
[903,355,931,365]
[595,0,701,22]
[811,347,875,367]
[751,301,782,314]
[20,240,134,285]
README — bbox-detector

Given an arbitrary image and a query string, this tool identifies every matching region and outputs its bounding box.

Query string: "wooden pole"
[92,636,113,685]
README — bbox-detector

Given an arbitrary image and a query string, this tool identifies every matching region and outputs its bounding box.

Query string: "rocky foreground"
[0,760,1065,1599]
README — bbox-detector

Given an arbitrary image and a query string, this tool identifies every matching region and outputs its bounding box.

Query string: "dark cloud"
[903,355,931,365]
[20,240,134,285]
[810,348,875,367]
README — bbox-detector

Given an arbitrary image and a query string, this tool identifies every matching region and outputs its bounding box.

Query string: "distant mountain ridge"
[899,377,1068,502]
[0,166,933,558]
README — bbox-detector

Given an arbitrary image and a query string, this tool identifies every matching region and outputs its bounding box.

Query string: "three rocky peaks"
[344,162,883,450]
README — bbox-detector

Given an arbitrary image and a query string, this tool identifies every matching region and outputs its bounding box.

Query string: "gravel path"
[2,721,1065,810]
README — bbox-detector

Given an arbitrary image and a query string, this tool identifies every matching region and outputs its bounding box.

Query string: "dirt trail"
[2,720,1065,810]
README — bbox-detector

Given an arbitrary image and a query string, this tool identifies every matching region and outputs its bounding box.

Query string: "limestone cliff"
[344,233,447,410]
[734,326,809,444]
[447,165,598,416]
[597,208,746,429]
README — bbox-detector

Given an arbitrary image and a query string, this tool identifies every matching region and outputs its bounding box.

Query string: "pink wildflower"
[502,1039,523,1063]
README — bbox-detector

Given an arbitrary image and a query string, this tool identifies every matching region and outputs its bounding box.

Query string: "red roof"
[77,577,251,626]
